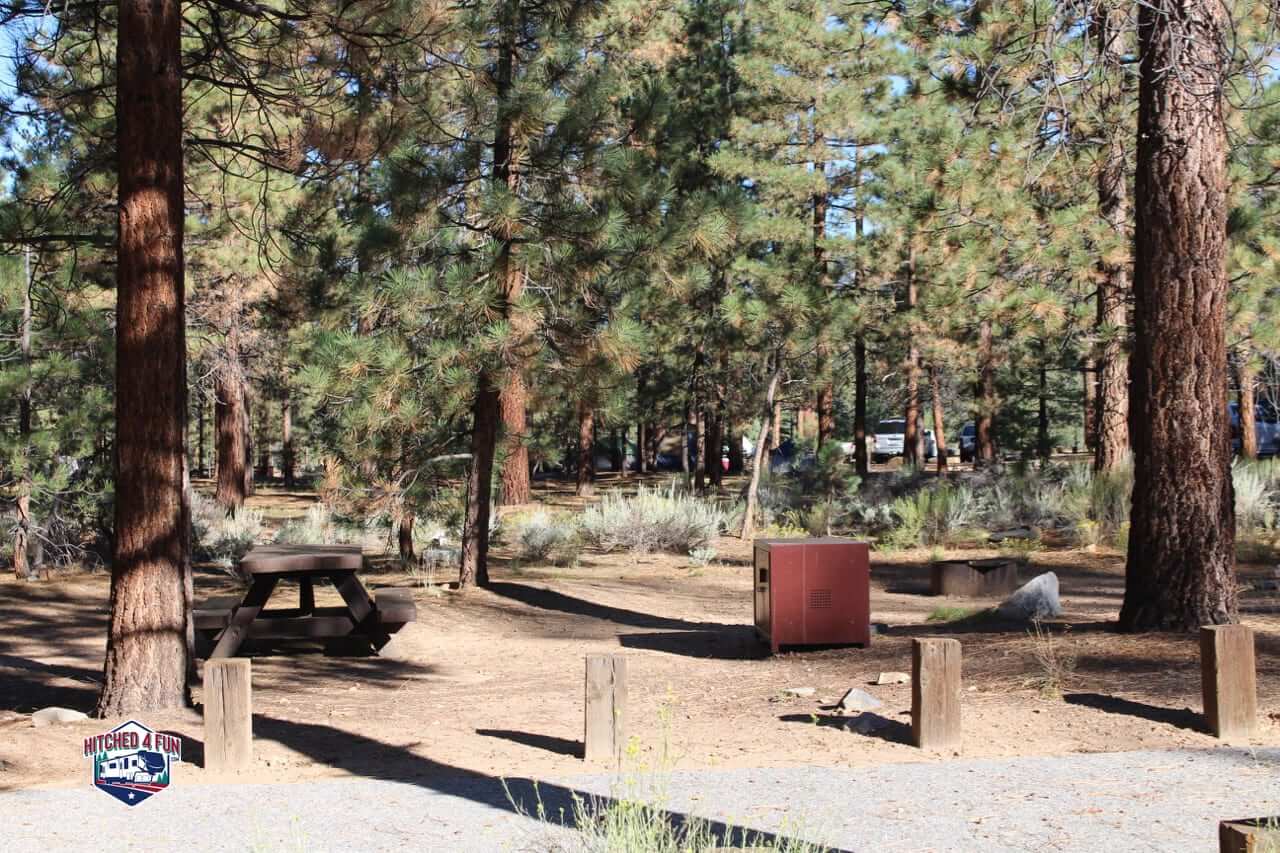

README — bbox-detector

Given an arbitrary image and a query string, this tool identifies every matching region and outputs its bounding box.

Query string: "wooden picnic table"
[195,544,416,659]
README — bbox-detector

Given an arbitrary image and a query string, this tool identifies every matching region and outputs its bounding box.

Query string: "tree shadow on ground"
[881,617,1117,638]
[1063,692,1206,733]
[476,729,582,758]
[778,712,913,745]
[618,627,768,660]
[485,582,726,632]
[0,654,99,713]
[253,714,844,851]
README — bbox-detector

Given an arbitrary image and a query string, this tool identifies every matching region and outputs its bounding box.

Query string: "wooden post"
[1220,818,1280,853]
[912,638,961,750]
[1201,625,1257,740]
[584,654,627,764]
[204,658,252,772]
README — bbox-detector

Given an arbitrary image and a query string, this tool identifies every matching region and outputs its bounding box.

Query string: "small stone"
[876,671,910,685]
[782,687,815,698]
[836,688,883,713]
[31,707,88,728]
[996,572,1063,621]
[848,713,891,734]
[870,623,889,636]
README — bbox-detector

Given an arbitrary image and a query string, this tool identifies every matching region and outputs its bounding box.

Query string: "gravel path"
[3,748,1277,851]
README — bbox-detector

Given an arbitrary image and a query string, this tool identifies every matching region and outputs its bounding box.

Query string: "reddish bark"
[1120,0,1236,631]
[460,380,499,590]
[576,400,596,497]
[1094,4,1133,472]
[98,0,190,716]
[214,366,248,513]
[929,365,949,473]
[975,319,998,466]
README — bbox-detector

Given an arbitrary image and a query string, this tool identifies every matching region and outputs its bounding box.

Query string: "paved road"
[2,748,1277,851]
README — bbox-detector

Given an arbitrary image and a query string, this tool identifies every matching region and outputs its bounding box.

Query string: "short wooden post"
[1220,818,1280,853]
[204,658,253,772]
[584,654,627,764]
[1201,625,1258,740]
[911,638,961,750]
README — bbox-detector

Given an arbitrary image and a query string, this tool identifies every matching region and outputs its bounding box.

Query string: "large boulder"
[997,572,1063,621]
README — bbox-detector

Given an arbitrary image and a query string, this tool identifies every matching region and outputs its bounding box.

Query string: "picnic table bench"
[195,544,417,658]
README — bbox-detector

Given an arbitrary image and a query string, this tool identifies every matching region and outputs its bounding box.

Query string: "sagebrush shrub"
[509,511,580,562]
[579,485,724,554]
[191,492,263,565]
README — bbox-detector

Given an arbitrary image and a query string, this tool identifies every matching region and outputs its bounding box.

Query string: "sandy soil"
[2,481,1278,793]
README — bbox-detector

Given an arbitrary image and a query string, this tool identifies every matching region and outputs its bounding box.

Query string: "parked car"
[958,422,977,462]
[1229,401,1280,457]
[873,419,936,463]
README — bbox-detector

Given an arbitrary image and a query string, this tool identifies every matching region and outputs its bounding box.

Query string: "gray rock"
[997,571,1063,620]
[836,688,883,714]
[847,713,891,735]
[875,671,910,685]
[32,707,88,728]
[781,687,815,698]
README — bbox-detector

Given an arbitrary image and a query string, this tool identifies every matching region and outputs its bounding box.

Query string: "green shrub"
[886,483,975,548]
[579,485,724,554]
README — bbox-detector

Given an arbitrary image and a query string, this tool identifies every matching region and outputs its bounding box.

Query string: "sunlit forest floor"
[1,473,1277,792]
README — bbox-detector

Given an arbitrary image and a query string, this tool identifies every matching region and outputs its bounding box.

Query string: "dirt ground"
[2,479,1278,793]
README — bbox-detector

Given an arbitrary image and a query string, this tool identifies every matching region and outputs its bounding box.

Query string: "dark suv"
[958,422,977,462]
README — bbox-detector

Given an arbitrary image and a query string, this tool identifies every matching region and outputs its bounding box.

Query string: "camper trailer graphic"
[84,721,181,806]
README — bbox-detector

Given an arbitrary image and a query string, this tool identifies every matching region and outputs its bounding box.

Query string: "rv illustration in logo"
[83,721,182,806]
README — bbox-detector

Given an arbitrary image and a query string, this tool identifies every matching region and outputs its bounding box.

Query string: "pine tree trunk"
[1237,358,1257,459]
[196,392,207,477]
[14,249,33,578]
[930,364,949,473]
[1082,361,1097,453]
[975,319,998,467]
[499,338,532,505]
[770,400,782,449]
[707,406,723,487]
[462,0,520,585]
[815,369,834,449]
[902,250,923,467]
[398,514,415,567]
[1094,2,1133,472]
[255,406,271,480]
[854,335,869,475]
[681,402,691,475]
[742,360,782,539]
[215,364,248,513]
[638,421,648,473]
[242,391,255,498]
[619,426,631,478]
[695,409,706,492]
[576,400,595,497]
[1038,362,1051,463]
[98,0,189,716]
[282,395,295,488]
[1120,0,1235,632]
[728,426,744,475]
[460,380,499,590]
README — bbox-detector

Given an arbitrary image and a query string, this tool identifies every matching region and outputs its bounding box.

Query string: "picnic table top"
[239,544,364,575]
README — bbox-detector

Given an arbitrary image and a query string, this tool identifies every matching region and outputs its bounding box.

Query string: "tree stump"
[584,654,627,764]
[204,658,252,772]
[912,638,961,750]
[1201,625,1258,740]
